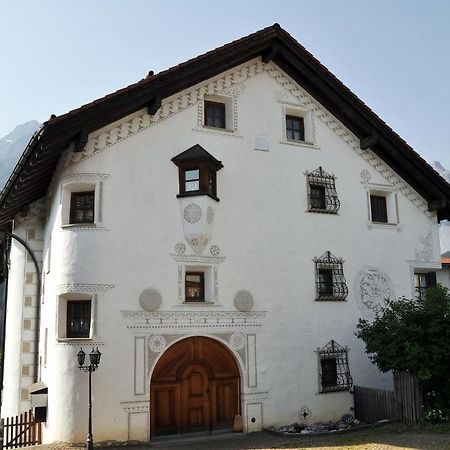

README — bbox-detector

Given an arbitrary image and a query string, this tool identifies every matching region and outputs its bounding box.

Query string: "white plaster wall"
[2,225,27,417]
[12,59,442,442]
[437,266,450,289]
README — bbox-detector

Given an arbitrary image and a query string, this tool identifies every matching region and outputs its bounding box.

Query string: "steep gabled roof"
[1,23,450,224]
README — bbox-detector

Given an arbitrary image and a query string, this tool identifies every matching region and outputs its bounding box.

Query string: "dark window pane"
[205,101,225,129]
[370,195,388,223]
[67,300,91,338]
[70,191,95,224]
[318,269,333,296]
[286,115,305,141]
[185,272,205,302]
[310,184,326,210]
[321,358,338,388]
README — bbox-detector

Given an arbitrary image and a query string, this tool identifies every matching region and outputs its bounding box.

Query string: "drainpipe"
[0,228,41,386]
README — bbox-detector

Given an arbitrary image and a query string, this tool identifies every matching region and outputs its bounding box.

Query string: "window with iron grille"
[314,251,348,301]
[70,191,95,224]
[204,101,226,129]
[318,340,353,393]
[307,167,340,214]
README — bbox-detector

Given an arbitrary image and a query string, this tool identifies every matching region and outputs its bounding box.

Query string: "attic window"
[172,144,223,202]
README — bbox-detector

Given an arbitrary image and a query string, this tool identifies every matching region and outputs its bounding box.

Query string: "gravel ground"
[24,424,450,450]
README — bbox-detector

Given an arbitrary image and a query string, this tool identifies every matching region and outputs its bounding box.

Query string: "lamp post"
[77,347,101,450]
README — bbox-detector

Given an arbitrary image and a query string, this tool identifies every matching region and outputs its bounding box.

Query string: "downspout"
[0,235,10,410]
[0,228,41,385]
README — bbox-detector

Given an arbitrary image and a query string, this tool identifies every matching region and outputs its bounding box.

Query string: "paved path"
[28,426,450,450]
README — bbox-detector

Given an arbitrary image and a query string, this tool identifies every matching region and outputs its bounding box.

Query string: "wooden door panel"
[151,337,240,437]
[151,383,180,436]
[181,366,210,433]
[215,380,239,427]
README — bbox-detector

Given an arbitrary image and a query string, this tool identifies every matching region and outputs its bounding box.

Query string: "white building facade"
[1,24,449,444]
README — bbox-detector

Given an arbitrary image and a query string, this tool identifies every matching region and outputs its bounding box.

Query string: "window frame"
[69,191,95,224]
[414,272,437,301]
[314,251,348,301]
[57,293,94,340]
[204,100,226,129]
[318,340,353,393]
[286,115,305,142]
[61,177,107,227]
[185,271,205,302]
[306,167,340,214]
[66,300,92,338]
[370,194,388,223]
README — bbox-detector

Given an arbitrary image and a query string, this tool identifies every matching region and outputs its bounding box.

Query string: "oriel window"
[70,191,95,224]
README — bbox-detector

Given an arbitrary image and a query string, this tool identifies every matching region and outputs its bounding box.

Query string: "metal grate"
[307,167,340,214]
[318,340,353,393]
[314,251,348,301]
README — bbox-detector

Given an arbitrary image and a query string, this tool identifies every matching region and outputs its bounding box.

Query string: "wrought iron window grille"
[318,340,353,393]
[306,167,340,214]
[314,251,348,301]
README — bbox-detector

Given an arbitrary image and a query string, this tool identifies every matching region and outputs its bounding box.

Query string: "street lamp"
[78,347,101,450]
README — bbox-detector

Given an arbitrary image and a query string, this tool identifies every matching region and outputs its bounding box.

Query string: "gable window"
[314,251,348,301]
[185,272,205,302]
[318,340,353,393]
[70,191,95,224]
[414,272,437,300]
[204,101,226,129]
[286,115,305,141]
[172,144,223,202]
[370,195,388,223]
[306,167,340,214]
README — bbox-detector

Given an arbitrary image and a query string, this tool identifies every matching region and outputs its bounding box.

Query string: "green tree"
[356,285,450,418]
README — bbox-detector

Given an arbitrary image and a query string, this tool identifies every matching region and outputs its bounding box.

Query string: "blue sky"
[1,0,450,167]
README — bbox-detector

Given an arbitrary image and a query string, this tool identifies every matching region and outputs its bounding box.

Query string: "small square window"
[70,191,95,224]
[185,272,205,302]
[370,195,388,223]
[66,300,91,338]
[204,101,225,129]
[286,115,305,141]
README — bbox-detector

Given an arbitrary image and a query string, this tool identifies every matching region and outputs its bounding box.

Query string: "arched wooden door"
[150,337,240,437]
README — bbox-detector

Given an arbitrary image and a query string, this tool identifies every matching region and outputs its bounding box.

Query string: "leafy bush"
[356,285,450,421]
